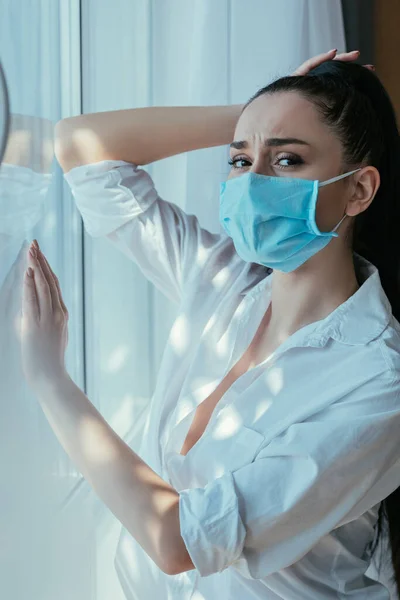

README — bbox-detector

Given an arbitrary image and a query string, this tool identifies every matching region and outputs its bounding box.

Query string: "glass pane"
[0,2,91,598]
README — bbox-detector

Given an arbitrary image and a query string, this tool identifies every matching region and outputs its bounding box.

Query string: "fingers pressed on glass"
[28,249,52,314]
[41,253,68,315]
[23,265,39,322]
[37,249,63,314]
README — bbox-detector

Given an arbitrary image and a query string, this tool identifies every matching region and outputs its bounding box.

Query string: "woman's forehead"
[235,92,329,143]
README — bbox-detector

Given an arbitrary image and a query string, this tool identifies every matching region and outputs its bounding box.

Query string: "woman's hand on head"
[293,49,375,76]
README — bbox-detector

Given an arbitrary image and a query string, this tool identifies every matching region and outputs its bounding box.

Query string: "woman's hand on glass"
[293,49,375,76]
[21,240,69,391]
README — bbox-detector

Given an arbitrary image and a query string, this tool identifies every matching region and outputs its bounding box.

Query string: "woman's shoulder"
[377,315,400,379]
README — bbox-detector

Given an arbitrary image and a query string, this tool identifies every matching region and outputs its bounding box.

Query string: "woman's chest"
[178,354,250,457]
[179,327,281,457]
[163,342,360,489]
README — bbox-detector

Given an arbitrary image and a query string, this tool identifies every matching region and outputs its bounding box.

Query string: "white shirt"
[64,159,400,599]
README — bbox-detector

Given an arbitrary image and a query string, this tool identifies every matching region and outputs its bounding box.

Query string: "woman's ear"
[346,166,380,217]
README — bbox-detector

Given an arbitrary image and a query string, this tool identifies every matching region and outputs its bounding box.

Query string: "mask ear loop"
[331,212,348,237]
[318,167,362,187]
[319,167,362,237]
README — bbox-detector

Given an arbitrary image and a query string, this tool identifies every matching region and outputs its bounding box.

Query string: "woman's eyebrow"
[230,138,310,149]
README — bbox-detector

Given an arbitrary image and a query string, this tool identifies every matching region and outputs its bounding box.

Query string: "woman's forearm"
[54,104,244,170]
[33,373,191,575]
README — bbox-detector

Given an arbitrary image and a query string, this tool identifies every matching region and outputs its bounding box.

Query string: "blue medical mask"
[219,168,361,273]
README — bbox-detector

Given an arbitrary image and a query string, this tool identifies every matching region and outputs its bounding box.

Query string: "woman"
[22,49,400,599]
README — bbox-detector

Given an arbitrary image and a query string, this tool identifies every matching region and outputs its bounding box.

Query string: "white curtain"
[6,1,393,599]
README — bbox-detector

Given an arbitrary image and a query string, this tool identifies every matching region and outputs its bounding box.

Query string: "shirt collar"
[241,253,392,347]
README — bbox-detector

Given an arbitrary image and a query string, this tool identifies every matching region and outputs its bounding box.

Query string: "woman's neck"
[266,246,360,342]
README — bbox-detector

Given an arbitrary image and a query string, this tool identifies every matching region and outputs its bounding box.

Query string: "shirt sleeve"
[63,159,223,305]
[0,163,52,236]
[178,370,400,579]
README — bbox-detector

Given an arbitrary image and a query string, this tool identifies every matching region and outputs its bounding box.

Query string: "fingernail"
[330,48,338,53]
[30,247,36,258]
[33,239,39,249]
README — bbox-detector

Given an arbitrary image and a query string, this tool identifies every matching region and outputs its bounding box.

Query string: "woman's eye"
[278,157,292,167]
[228,157,250,170]
[275,155,303,168]
[228,155,303,170]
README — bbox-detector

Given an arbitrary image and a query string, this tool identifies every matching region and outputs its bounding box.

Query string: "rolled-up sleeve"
[64,159,222,304]
[178,372,400,579]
